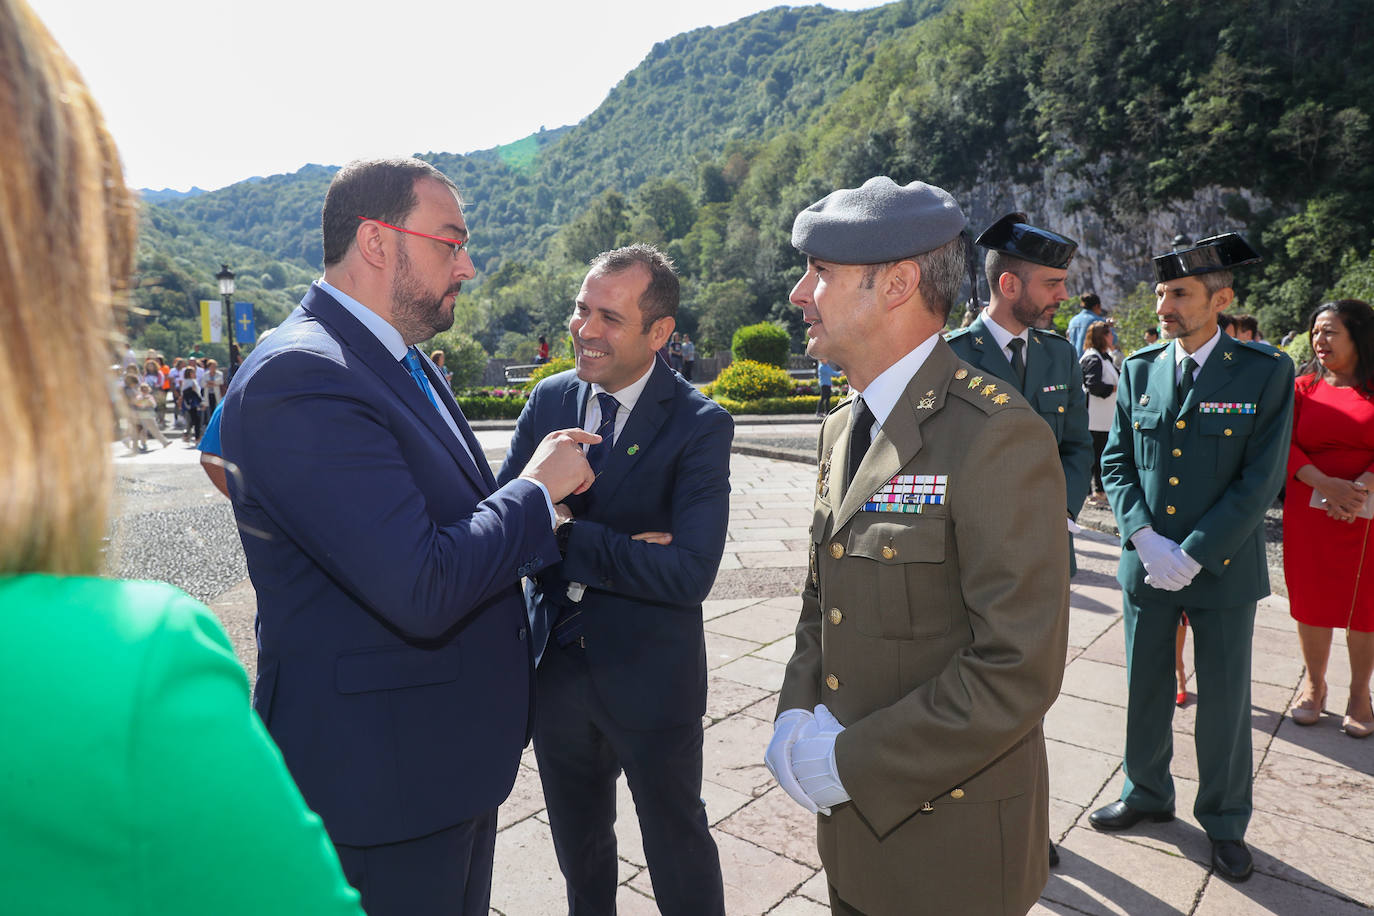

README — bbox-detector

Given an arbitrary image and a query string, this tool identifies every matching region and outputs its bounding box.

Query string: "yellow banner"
[199,300,222,343]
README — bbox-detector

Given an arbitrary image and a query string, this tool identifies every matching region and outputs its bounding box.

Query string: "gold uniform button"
[1224,428,1233,437]
[951,788,966,799]
[1169,477,1179,486]
[1133,421,1140,429]
[1172,448,1182,458]
[1057,405,1066,413]
[829,608,843,625]
[1223,558,1231,566]
[826,674,840,691]
[881,545,896,560]
[1166,505,1177,515]
[829,542,844,559]
[1175,419,1187,429]
[955,369,969,380]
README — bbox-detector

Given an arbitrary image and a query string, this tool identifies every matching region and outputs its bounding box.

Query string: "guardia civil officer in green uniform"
[764,177,1071,916]
[947,213,1093,574]
[1091,234,1294,883]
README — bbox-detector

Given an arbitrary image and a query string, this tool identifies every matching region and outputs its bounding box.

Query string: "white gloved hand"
[1131,527,1191,591]
[765,708,817,814]
[1171,546,1202,587]
[790,704,850,815]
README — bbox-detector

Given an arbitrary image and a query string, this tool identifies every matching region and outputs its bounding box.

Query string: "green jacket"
[1101,336,1294,605]
[0,575,363,916]
[947,316,1093,518]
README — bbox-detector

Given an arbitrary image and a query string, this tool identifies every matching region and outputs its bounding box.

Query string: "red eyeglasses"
[358,216,470,257]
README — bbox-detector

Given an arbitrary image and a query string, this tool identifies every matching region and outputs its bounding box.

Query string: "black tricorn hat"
[974,212,1078,269]
[1153,233,1262,283]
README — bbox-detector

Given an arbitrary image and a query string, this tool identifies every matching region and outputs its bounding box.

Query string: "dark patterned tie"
[1178,355,1197,405]
[585,392,620,475]
[1007,337,1027,388]
[847,397,875,487]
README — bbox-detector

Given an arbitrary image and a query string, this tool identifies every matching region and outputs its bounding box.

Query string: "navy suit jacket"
[497,360,734,730]
[220,283,560,847]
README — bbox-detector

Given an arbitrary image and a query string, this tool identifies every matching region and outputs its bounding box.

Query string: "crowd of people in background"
[115,350,234,454]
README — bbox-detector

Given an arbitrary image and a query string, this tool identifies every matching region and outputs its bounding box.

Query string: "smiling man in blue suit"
[498,245,734,915]
[220,158,598,916]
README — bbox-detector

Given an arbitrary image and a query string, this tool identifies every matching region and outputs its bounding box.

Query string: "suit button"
[1224,428,1233,437]
[1167,505,1177,515]
[830,542,844,559]
[829,608,843,625]
[951,788,966,799]
[1223,558,1231,566]
[1172,448,1182,457]
[1169,477,1179,486]
[1175,419,1186,429]
[826,674,840,691]
[881,545,896,560]
[1133,421,1140,429]
[1057,406,1065,414]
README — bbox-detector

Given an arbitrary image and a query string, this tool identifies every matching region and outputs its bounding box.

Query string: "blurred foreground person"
[0,2,363,913]
[1283,300,1374,737]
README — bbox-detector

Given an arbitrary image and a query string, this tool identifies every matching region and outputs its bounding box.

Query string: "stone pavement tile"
[1079,621,1128,667]
[707,602,802,643]
[489,816,566,915]
[1194,868,1372,915]
[496,762,547,828]
[1246,809,1374,905]
[703,714,778,798]
[613,777,647,867]
[703,778,754,827]
[710,830,815,916]
[715,655,788,693]
[1070,581,1127,618]
[1044,826,1209,915]
[705,630,761,670]
[760,594,804,612]
[751,637,798,665]
[739,551,807,569]
[1060,657,1131,708]
[1254,595,1294,632]
[795,868,828,904]
[716,785,822,869]
[740,694,779,723]
[1251,638,1306,689]
[705,676,772,723]
[1050,796,1083,844]
[731,526,811,541]
[1066,604,1122,650]
[1045,694,1127,757]
[768,895,831,915]
[1047,738,1121,808]
[728,508,757,519]
[722,539,789,553]
[718,554,743,570]
[703,597,758,621]
[1267,715,1374,773]
[1251,748,1374,840]
[729,517,790,528]
[611,886,659,916]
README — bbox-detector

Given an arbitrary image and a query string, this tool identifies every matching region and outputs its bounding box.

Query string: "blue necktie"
[403,348,439,408]
[585,392,620,475]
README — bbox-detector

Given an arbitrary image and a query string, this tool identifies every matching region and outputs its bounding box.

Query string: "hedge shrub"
[525,357,576,388]
[711,396,823,415]
[731,322,790,367]
[456,395,529,420]
[712,359,792,401]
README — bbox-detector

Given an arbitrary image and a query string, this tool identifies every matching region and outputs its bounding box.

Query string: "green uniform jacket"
[778,339,1070,916]
[947,316,1093,519]
[1101,336,1294,604]
[0,575,363,916]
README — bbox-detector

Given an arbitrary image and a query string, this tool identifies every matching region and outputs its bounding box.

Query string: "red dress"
[1283,375,1374,630]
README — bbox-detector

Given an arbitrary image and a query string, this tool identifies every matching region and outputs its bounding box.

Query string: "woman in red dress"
[1284,300,1374,737]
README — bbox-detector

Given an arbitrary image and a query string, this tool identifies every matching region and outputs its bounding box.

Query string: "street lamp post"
[215,263,234,409]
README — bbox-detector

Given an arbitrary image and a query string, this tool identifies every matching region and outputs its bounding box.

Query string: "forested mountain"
[131,0,1374,364]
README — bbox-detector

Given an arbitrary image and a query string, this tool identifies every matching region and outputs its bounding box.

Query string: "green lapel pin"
[627,444,640,456]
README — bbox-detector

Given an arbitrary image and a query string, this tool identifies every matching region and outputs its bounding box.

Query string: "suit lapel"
[583,362,674,510]
[968,316,1017,389]
[420,352,496,489]
[1023,332,1049,399]
[1186,334,1239,413]
[834,341,956,531]
[1149,342,1179,417]
[300,286,490,494]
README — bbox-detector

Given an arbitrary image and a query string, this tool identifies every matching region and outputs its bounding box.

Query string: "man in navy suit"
[220,157,597,916]
[498,245,734,915]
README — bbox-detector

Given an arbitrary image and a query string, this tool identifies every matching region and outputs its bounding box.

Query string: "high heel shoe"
[1289,683,1326,726]
[1343,695,1373,738]
[1176,689,1189,707]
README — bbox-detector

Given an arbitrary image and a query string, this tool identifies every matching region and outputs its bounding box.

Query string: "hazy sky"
[29,0,886,192]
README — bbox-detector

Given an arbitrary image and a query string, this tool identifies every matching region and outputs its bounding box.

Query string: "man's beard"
[1009,293,1054,329]
[391,240,459,343]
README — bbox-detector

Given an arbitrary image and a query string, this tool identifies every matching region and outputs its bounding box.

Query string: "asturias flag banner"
[234,302,256,344]
[199,299,222,343]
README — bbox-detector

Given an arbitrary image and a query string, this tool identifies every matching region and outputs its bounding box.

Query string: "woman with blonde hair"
[0,2,363,911]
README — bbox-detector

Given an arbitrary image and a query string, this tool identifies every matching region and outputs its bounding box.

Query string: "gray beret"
[791,176,966,264]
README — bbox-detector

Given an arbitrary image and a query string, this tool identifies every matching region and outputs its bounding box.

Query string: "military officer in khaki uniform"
[764,177,1071,915]
[1091,234,1294,884]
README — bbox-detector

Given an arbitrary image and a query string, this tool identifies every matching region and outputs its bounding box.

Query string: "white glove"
[1131,527,1192,591]
[790,704,850,815]
[765,708,817,814]
[1171,545,1202,587]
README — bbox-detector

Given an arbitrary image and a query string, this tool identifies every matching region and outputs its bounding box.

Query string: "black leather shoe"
[1211,840,1253,882]
[1048,842,1059,867]
[1088,800,1175,831]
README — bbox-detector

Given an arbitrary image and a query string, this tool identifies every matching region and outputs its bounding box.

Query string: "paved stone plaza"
[111,423,1374,915]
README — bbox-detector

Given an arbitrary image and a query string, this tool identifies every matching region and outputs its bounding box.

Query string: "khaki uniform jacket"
[778,338,1071,916]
